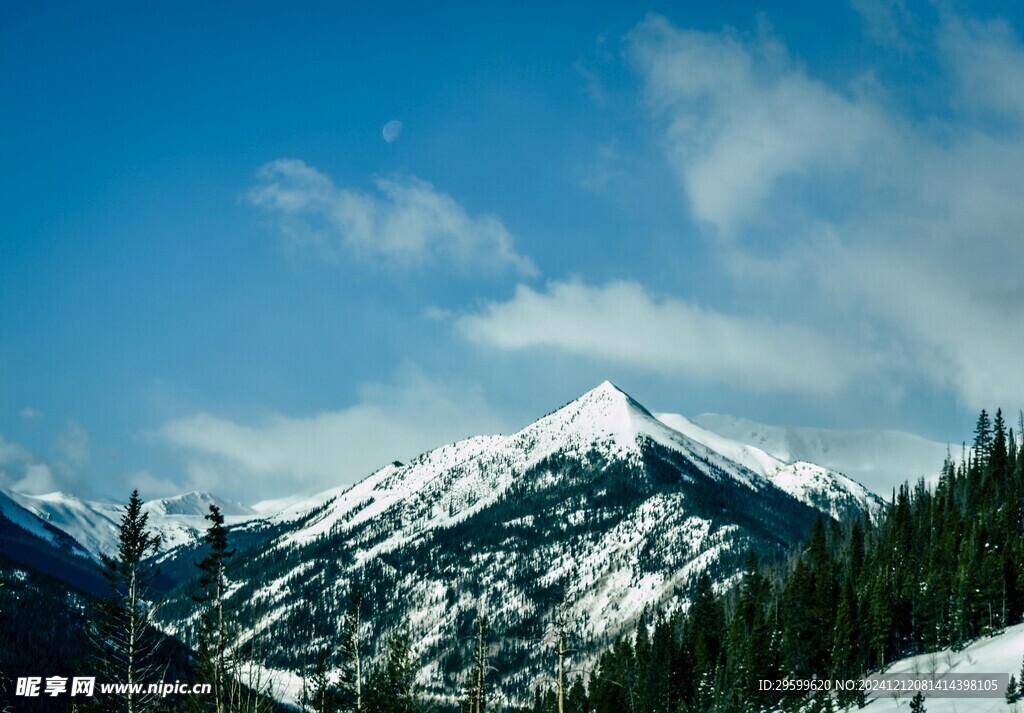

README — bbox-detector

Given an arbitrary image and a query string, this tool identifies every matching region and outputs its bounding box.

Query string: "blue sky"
[3,1,1024,502]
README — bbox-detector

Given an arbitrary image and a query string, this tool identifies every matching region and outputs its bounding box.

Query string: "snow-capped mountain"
[155,381,884,705]
[691,413,951,496]
[5,489,260,559]
[0,489,107,594]
[655,412,884,522]
[0,490,92,560]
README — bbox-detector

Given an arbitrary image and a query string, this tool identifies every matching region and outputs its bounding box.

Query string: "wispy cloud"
[626,11,1024,409]
[56,419,90,468]
[457,280,874,396]
[249,159,537,276]
[629,15,888,236]
[0,433,66,495]
[940,13,1024,121]
[0,434,31,467]
[155,369,511,502]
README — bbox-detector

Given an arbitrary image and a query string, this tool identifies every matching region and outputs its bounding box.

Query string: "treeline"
[525,408,1024,713]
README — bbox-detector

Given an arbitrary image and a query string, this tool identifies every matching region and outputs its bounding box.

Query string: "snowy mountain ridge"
[656,411,884,522]
[154,382,890,705]
[0,384,894,564]
[692,412,952,496]
[3,489,262,559]
[265,383,882,554]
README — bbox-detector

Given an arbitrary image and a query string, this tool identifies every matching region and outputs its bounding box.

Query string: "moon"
[382,120,403,143]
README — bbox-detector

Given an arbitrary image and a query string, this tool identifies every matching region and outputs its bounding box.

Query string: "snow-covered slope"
[692,413,951,496]
[848,624,1024,712]
[656,412,885,521]
[7,490,260,558]
[0,490,93,559]
[6,490,120,558]
[157,382,886,706]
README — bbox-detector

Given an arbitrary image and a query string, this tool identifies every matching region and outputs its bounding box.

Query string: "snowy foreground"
[243,625,1024,711]
[849,623,1024,712]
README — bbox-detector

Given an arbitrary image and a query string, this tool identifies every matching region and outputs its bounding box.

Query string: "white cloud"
[19,407,42,421]
[249,159,536,275]
[121,469,181,500]
[940,14,1024,121]
[457,280,873,396]
[851,0,921,51]
[0,434,31,467]
[628,15,889,235]
[0,425,97,496]
[156,370,511,503]
[0,434,70,495]
[56,419,90,467]
[626,12,1024,409]
[12,464,57,494]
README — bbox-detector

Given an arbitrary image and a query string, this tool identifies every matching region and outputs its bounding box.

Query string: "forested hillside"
[542,409,1024,713]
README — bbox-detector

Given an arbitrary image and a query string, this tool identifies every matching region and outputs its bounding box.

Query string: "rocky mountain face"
[151,382,883,705]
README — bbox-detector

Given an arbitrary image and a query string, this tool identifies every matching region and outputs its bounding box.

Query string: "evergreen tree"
[830,578,865,707]
[565,676,587,713]
[991,409,1010,478]
[91,489,163,713]
[1019,651,1024,701]
[909,691,926,712]
[365,622,420,713]
[193,504,236,713]
[1006,674,1020,703]
[309,647,340,713]
[975,409,993,464]
[337,588,364,712]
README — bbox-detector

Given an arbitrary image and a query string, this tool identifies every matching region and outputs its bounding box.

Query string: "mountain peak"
[518,381,670,458]
[592,379,621,393]
[562,381,656,421]
[144,491,254,517]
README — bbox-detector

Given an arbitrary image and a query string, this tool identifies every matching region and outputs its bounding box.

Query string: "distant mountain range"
[0,489,259,560]
[1,382,953,705]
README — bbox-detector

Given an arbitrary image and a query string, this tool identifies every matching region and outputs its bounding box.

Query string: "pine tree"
[337,588,364,712]
[365,622,419,713]
[909,691,926,712]
[1006,674,1020,703]
[975,410,993,468]
[565,676,587,713]
[1019,651,1024,701]
[830,578,865,707]
[992,409,1010,478]
[309,647,340,713]
[193,504,236,713]
[91,489,163,713]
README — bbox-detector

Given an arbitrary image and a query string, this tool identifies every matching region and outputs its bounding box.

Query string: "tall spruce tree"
[337,588,364,712]
[193,504,236,713]
[92,489,163,713]
[365,622,419,713]
[309,647,340,713]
